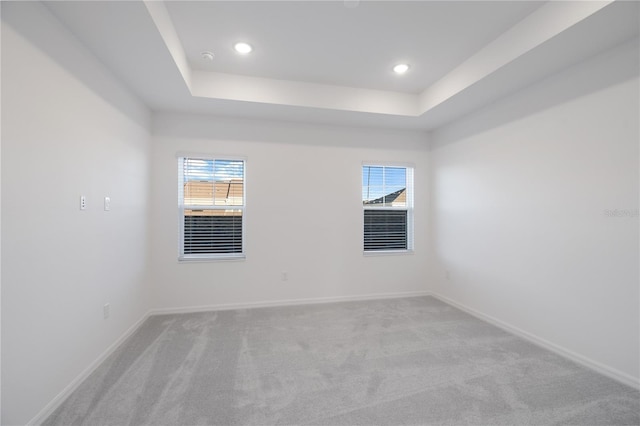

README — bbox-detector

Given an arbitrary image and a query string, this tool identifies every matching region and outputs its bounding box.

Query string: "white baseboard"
[27,311,152,426]
[150,290,431,315]
[27,291,428,425]
[29,290,635,426]
[430,292,640,390]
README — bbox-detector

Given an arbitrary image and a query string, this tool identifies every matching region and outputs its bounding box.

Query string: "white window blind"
[178,157,245,260]
[362,165,414,252]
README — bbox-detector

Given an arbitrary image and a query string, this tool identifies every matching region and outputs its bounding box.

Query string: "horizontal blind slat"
[363,209,407,251]
[180,157,245,257]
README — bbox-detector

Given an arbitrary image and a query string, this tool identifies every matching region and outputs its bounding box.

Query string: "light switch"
[104,197,111,211]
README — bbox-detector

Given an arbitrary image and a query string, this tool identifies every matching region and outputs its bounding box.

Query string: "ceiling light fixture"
[201,51,214,61]
[234,42,253,54]
[393,64,410,74]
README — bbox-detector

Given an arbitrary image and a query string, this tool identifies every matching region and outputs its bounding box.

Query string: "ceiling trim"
[418,1,612,113]
[144,0,192,88]
[143,0,624,121]
[191,71,420,116]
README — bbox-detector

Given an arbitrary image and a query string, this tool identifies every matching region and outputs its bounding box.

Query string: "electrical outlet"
[282,271,288,281]
[104,196,111,211]
[103,303,110,319]
[80,195,87,210]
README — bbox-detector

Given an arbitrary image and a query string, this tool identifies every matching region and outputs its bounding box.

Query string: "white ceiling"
[45,0,639,131]
[166,1,542,94]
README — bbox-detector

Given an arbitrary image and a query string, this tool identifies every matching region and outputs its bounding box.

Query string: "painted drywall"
[1,3,151,424]
[150,113,429,310]
[429,38,639,383]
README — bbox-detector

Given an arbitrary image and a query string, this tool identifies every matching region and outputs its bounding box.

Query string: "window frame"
[177,154,247,262]
[362,162,414,255]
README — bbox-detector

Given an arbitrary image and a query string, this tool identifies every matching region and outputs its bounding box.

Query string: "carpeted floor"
[44,296,639,425]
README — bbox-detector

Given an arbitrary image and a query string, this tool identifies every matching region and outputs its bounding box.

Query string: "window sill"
[363,249,414,257]
[178,254,246,263]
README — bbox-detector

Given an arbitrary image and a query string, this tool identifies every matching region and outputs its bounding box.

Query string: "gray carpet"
[44,296,639,425]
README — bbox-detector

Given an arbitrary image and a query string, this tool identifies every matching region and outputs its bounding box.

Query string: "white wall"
[429,39,639,385]
[1,3,152,424]
[150,113,429,311]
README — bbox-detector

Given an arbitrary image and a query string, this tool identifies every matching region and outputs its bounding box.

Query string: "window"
[362,165,413,252]
[178,156,245,260]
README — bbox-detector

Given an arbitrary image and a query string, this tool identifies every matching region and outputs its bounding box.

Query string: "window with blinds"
[362,165,414,252]
[178,157,245,260]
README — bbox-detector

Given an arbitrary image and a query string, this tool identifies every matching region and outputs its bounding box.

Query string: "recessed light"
[234,42,253,54]
[393,64,410,74]
[201,51,214,61]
